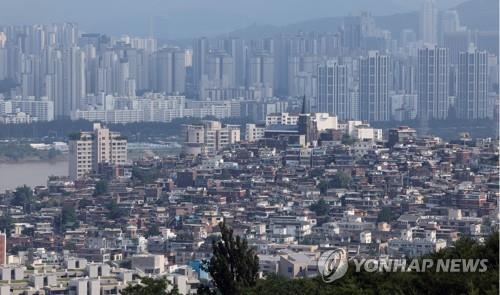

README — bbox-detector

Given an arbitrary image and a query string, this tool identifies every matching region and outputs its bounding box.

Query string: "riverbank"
[0,153,67,164]
[0,142,65,163]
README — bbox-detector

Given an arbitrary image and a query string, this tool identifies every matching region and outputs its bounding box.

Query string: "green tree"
[309,198,330,216]
[318,181,329,195]
[0,215,13,237]
[106,200,125,221]
[11,185,35,213]
[329,172,351,188]
[377,207,394,223]
[121,277,179,295]
[22,227,35,237]
[242,233,499,295]
[309,168,324,178]
[132,166,160,183]
[341,134,357,145]
[202,222,259,295]
[93,180,108,196]
[78,198,94,209]
[61,204,77,228]
[146,223,160,237]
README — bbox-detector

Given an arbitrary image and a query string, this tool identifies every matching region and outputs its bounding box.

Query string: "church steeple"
[298,95,312,145]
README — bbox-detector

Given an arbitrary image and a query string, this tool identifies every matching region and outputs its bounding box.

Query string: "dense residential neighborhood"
[0,110,497,294]
[0,0,498,293]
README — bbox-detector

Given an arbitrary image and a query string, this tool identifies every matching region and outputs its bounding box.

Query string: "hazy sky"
[1,0,466,38]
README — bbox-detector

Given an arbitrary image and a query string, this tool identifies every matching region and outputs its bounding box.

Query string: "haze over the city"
[0,0,498,294]
[1,0,471,38]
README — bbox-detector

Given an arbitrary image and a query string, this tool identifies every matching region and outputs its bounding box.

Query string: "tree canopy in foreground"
[243,233,498,295]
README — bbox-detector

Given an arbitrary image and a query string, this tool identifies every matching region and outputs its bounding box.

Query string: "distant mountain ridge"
[454,0,499,31]
[219,0,497,39]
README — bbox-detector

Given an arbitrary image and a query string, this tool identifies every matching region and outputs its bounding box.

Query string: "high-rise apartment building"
[457,49,489,119]
[206,52,235,88]
[69,123,127,180]
[62,47,86,116]
[0,22,497,127]
[223,38,246,87]
[359,51,390,122]
[316,60,349,119]
[192,37,208,88]
[420,0,438,45]
[417,46,449,120]
[153,48,186,94]
[247,52,274,96]
[441,10,462,36]
[288,55,320,99]
[443,31,470,65]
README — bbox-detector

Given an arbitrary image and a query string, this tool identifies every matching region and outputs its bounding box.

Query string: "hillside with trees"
[122,228,498,294]
[243,233,499,295]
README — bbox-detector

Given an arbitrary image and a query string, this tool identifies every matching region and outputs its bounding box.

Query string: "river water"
[0,160,68,192]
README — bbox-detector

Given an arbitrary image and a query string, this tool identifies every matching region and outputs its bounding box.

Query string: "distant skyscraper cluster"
[0,5,498,125]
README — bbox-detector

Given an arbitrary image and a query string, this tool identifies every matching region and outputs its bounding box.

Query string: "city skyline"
[0,8,498,125]
[0,1,498,294]
[0,0,485,39]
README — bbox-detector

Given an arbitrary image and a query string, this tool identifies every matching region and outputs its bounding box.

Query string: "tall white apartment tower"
[207,52,235,88]
[69,123,127,180]
[316,60,349,119]
[61,47,86,117]
[420,0,438,45]
[359,51,390,122]
[441,10,461,35]
[247,53,274,94]
[154,48,186,94]
[457,49,489,119]
[417,46,449,120]
[193,37,209,89]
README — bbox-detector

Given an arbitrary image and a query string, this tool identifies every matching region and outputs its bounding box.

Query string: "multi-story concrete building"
[312,113,338,131]
[420,0,438,45]
[192,37,209,89]
[153,47,186,94]
[0,97,54,121]
[131,254,165,275]
[316,60,349,119]
[206,51,235,89]
[457,49,489,119]
[353,125,383,141]
[247,53,274,96]
[183,120,241,156]
[265,113,299,126]
[71,95,243,124]
[245,123,266,142]
[0,112,36,124]
[359,51,389,122]
[417,46,449,120]
[69,123,128,180]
